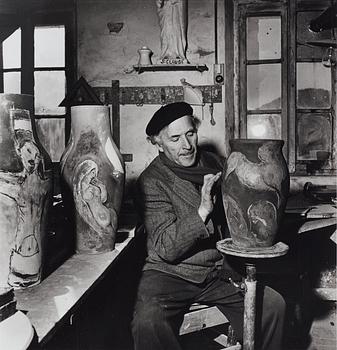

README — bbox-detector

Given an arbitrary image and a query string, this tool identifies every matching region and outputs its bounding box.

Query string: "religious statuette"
[155,0,188,64]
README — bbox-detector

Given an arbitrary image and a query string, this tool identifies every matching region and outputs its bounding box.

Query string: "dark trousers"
[132,269,285,350]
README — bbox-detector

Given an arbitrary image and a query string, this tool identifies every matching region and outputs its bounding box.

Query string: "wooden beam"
[111,80,120,148]
[93,85,222,105]
[288,0,297,174]
[224,0,235,154]
[21,18,34,95]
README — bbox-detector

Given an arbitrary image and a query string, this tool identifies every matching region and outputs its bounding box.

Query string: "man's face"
[156,115,198,167]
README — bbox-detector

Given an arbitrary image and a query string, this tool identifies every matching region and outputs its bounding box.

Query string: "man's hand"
[198,172,222,222]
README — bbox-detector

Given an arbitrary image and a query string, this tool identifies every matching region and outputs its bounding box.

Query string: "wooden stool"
[180,303,242,349]
[217,239,289,350]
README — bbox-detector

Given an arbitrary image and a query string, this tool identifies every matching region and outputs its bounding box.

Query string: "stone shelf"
[14,225,137,346]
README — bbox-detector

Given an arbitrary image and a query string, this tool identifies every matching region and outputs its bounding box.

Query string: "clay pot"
[0,94,53,288]
[60,105,125,254]
[222,139,290,249]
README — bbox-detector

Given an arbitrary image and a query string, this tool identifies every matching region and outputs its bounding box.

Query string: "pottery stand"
[0,94,53,289]
[217,239,289,350]
[61,105,125,254]
[220,138,291,348]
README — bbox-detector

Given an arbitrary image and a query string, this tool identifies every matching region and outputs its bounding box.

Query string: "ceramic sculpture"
[155,0,188,64]
[60,105,125,254]
[0,94,53,288]
[222,139,290,249]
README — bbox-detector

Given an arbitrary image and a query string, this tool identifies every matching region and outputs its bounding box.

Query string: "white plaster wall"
[77,0,228,193]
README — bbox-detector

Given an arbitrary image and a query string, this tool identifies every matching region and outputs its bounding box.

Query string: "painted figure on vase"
[7,134,48,287]
[0,99,52,289]
[60,105,125,254]
[16,130,43,175]
[73,159,117,239]
[222,139,289,249]
[155,0,188,64]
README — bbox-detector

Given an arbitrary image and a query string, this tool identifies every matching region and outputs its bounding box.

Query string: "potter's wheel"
[217,238,289,259]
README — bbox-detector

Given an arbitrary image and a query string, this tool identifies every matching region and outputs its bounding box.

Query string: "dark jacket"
[135,151,232,283]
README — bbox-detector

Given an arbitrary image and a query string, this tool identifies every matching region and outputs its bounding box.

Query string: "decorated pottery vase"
[222,139,290,249]
[60,105,125,254]
[0,94,53,288]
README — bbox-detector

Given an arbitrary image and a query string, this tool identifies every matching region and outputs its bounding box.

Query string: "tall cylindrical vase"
[0,94,53,288]
[60,105,125,254]
[222,139,290,249]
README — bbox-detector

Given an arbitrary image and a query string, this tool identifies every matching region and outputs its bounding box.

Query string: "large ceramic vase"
[60,105,125,254]
[0,94,53,288]
[222,139,290,249]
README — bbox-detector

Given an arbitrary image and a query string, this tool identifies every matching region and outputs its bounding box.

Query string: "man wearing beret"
[132,102,285,350]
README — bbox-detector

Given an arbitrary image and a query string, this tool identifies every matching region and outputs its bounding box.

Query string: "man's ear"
[147,135,163,152]
[155,143,163,152]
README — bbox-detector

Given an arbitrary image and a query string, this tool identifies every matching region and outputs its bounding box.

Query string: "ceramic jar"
[222,139,290,249]
[0,94,53,288]
[138,46,152,65]
[60,105,125,254]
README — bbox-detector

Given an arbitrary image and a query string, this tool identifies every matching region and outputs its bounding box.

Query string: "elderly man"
[132,102,285,350]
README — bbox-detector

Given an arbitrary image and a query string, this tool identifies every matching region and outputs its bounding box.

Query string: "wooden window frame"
[0,14,21,92]
[234,2,288,164]
[0,10,76,148]
[232,0,336,175]
[292,1,336,175]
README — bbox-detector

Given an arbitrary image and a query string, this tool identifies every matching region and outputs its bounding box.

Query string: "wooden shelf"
[133,64,208,74]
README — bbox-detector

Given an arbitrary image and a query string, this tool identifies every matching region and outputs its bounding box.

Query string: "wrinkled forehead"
[161,115,196,137]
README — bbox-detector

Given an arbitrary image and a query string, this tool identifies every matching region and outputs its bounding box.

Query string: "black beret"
[146,102,193,136]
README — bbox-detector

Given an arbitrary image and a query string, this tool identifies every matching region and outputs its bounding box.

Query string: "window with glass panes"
[295,5,335,175]
[34,25,66,162]
[2,28,21,93]
[0,13,75,163]
[233,0,336,175]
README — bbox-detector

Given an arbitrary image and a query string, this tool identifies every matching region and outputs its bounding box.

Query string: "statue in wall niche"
[155,0,188,64]
[0,94,53,289]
